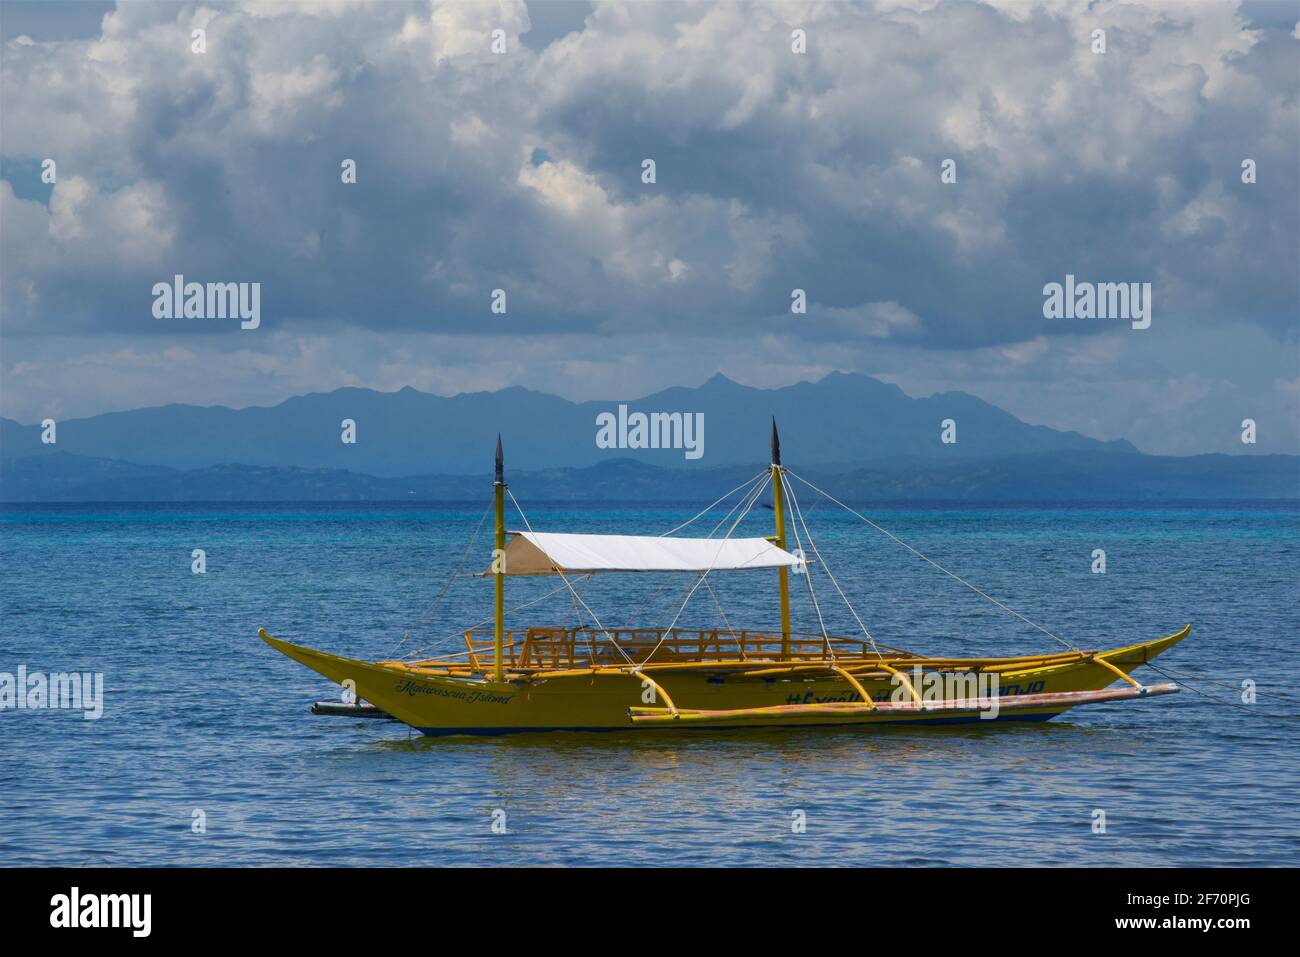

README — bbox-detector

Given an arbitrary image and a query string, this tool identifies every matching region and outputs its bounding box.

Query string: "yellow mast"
[493,434,506,682]
[771,418,792,660]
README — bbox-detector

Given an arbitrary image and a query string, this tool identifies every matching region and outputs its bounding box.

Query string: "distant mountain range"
[1,373,1295,501]
[0,372,1136,476]
[1,448,1295,503]
[0,447,1294,501]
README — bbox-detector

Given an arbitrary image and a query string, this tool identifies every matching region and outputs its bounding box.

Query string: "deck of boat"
[375,625,1188,681]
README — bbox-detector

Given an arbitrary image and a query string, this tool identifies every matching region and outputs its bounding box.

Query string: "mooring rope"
[785,468,1081,655]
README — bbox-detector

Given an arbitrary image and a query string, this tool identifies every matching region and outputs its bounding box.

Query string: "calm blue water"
[2,500,1297,866]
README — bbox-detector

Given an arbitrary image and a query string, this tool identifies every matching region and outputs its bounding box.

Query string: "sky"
[0,0,1297,455]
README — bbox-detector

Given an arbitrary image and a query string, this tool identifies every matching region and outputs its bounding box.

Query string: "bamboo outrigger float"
[261,423,1188,735]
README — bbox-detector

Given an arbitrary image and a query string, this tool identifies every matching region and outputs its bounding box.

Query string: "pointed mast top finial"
[495,434,504,485]
[771,416,781,467]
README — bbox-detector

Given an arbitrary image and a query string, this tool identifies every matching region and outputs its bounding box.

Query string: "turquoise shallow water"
[1,500,1297,866]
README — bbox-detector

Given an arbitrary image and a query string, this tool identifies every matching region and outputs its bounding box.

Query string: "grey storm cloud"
[2,0,1295,346]
[0,1,1297,458]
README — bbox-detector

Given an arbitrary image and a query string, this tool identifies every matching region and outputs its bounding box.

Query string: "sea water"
[1,500,1296,866]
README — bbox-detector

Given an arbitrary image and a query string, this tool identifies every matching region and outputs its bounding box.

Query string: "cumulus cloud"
[0,0,1296,452]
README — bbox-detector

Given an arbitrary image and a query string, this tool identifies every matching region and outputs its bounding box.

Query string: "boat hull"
[260,625,1189,735]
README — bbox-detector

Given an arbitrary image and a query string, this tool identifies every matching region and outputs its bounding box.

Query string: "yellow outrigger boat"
[261,423,1188,735]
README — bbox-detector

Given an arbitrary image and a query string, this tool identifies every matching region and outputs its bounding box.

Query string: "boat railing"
[446,627,893,671]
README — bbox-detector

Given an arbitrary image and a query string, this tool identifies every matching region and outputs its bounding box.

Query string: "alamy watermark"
[1,666,104,719]
[596,406,704,460]
[152,274,260,329]
[50,887,150,937]
[1043,274,1151,330]
[890,667,1001,718]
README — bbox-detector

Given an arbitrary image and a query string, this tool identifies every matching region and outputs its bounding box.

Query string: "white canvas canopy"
[490,531,804,576]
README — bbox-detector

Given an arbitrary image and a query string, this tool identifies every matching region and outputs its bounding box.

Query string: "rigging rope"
[1143,662,1299,721]
[398,577,577,661]
[636,472,772,665]
[778,470,835,661]
[624,573,676,628]
[780,469,882,658]
[659,470,769,537]
[703,473,770,538]
[390,499,492,656]
[699,574,745,658]
[396,468,765,667]
[1143,662,1300,704]
[785,468,1081,655]
[506,487,636,666]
